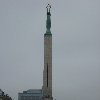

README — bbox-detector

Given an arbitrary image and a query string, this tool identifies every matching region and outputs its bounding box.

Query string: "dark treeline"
[0,89,12,100]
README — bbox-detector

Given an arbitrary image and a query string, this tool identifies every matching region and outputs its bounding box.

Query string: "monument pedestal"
[43,97,53,100]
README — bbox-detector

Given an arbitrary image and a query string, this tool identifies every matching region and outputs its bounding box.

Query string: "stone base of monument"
[43,98,53,100]
[42,96,53,100]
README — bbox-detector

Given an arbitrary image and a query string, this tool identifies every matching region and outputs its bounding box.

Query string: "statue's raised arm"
[46,4,51,33]
[46,4,51,15]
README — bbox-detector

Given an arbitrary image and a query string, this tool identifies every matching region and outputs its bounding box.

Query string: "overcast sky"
[0,0,100,100]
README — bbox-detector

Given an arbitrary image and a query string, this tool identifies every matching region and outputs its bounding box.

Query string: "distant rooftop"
[23,89,42,94]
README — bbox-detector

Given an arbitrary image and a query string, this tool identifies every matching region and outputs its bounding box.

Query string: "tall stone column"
[43,4,53,100]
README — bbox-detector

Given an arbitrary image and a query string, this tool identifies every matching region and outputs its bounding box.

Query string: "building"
[18,89,43,100]
[42,4,53,100]
[0,89,3,96]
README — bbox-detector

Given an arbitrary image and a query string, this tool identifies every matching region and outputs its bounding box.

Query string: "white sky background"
[0,0,100,100]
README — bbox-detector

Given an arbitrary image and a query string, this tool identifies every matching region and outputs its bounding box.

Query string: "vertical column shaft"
[43,34,52,98]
